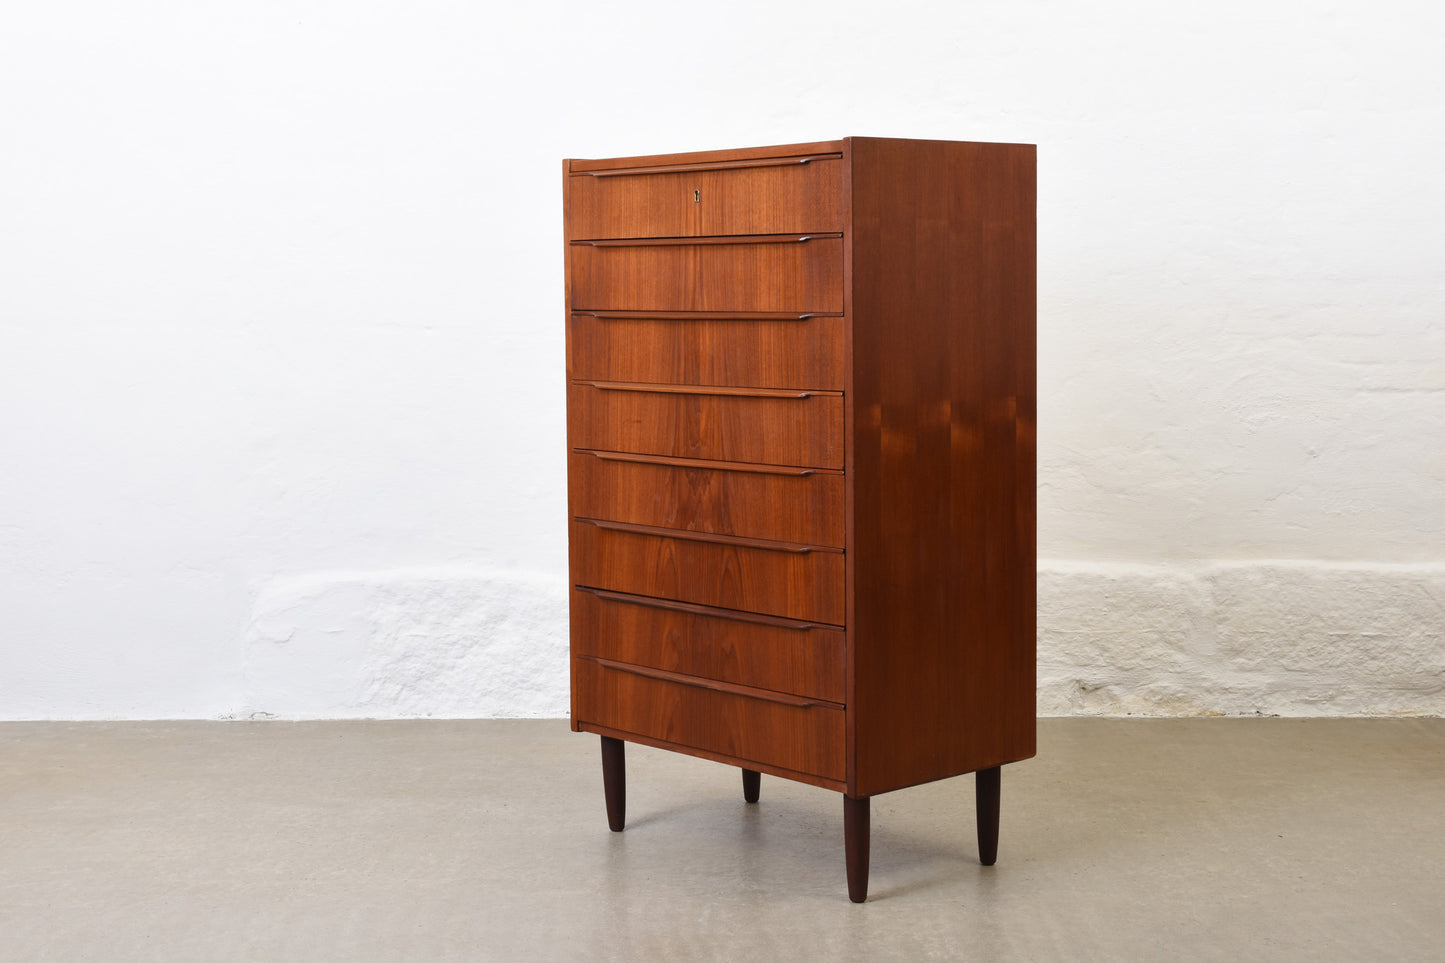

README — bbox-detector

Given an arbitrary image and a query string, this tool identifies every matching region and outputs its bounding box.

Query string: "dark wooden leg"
[742,768,761,803]
[976,765,1000,866]
[844,794,870,903]
[600,736,625,832]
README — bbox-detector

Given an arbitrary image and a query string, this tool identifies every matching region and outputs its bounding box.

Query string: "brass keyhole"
[693,189,701,203]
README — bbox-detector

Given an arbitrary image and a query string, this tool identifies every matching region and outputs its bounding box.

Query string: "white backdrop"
[2,1,1442,718]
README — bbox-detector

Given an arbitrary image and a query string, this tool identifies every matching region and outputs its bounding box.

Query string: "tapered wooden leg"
[742,768,761,803]
[844,794,870,903]
[976,765,1000,866]
[600,736,625,832]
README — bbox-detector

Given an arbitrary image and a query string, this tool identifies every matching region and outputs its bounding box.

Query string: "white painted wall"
[2,1,1441,719]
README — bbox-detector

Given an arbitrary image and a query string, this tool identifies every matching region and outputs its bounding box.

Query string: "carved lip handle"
[581,655,841,710]
[578,153,841,177]
[572,380,836,400]
[576,449,828,477]
[569,233,840,248]
[571,310,835,321]
[574,586,839,631]
[573,517,842,555]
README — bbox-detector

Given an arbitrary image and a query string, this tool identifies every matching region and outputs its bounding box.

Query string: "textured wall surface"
[230,563,1445,719]
[241,569,568,719]
[2,1,1442,718]
[1040,562,1445,716]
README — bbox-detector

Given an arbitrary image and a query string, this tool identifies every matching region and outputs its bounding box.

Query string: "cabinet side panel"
[849,138,1036,796]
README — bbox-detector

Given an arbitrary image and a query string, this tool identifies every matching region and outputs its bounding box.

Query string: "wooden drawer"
[569,518,845,625]
[574,657,845,781]
[569,235,843,313]
[569,450,843,548]
[571,587,845,703]
[568,311,845,391]
[567,155,844,239]
[568,382,843,470]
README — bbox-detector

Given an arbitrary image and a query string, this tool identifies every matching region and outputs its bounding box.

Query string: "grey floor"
[2,719,1442,961]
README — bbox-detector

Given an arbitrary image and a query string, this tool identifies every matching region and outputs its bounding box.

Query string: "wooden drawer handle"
[570,233,840,248]
[577,449,828,477]
[575,586,839,631]
[573,380,836,400]
[579,153,841,177]
[583,656,839,710]
[575,517,839,555]
[572,310,835,321]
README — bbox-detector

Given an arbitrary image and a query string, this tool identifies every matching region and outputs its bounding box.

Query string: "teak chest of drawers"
[564,137,1035,902]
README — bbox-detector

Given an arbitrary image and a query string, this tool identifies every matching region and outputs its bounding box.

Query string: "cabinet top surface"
[566,137,1035,174]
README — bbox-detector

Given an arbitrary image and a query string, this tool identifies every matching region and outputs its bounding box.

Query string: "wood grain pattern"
[568,157,843,239]
[568,382,844,469]
[569,236,843,313]
[569,519,845,624]
[574,659,845,781]
[846,136,1036,797]
[571,587,845,702]
[568,312,846,390]
[568,450,844,547]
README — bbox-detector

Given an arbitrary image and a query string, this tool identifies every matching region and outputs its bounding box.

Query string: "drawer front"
[571,588,845,702]
[569,519,845,624]
[569,450,844,548]
[568,156,844,240]
[574,657,845,781]
[569,312,845,391]
[569,236,843,313]
[568,383,843,470]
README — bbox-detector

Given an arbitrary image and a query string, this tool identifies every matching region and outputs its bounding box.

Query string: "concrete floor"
[1,720,1442,961]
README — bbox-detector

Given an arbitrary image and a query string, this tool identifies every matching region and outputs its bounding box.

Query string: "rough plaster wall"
[1040,563,1445,716]
[234,562,1445,719]
[241,569,567,719]
[3,1,1443,718]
